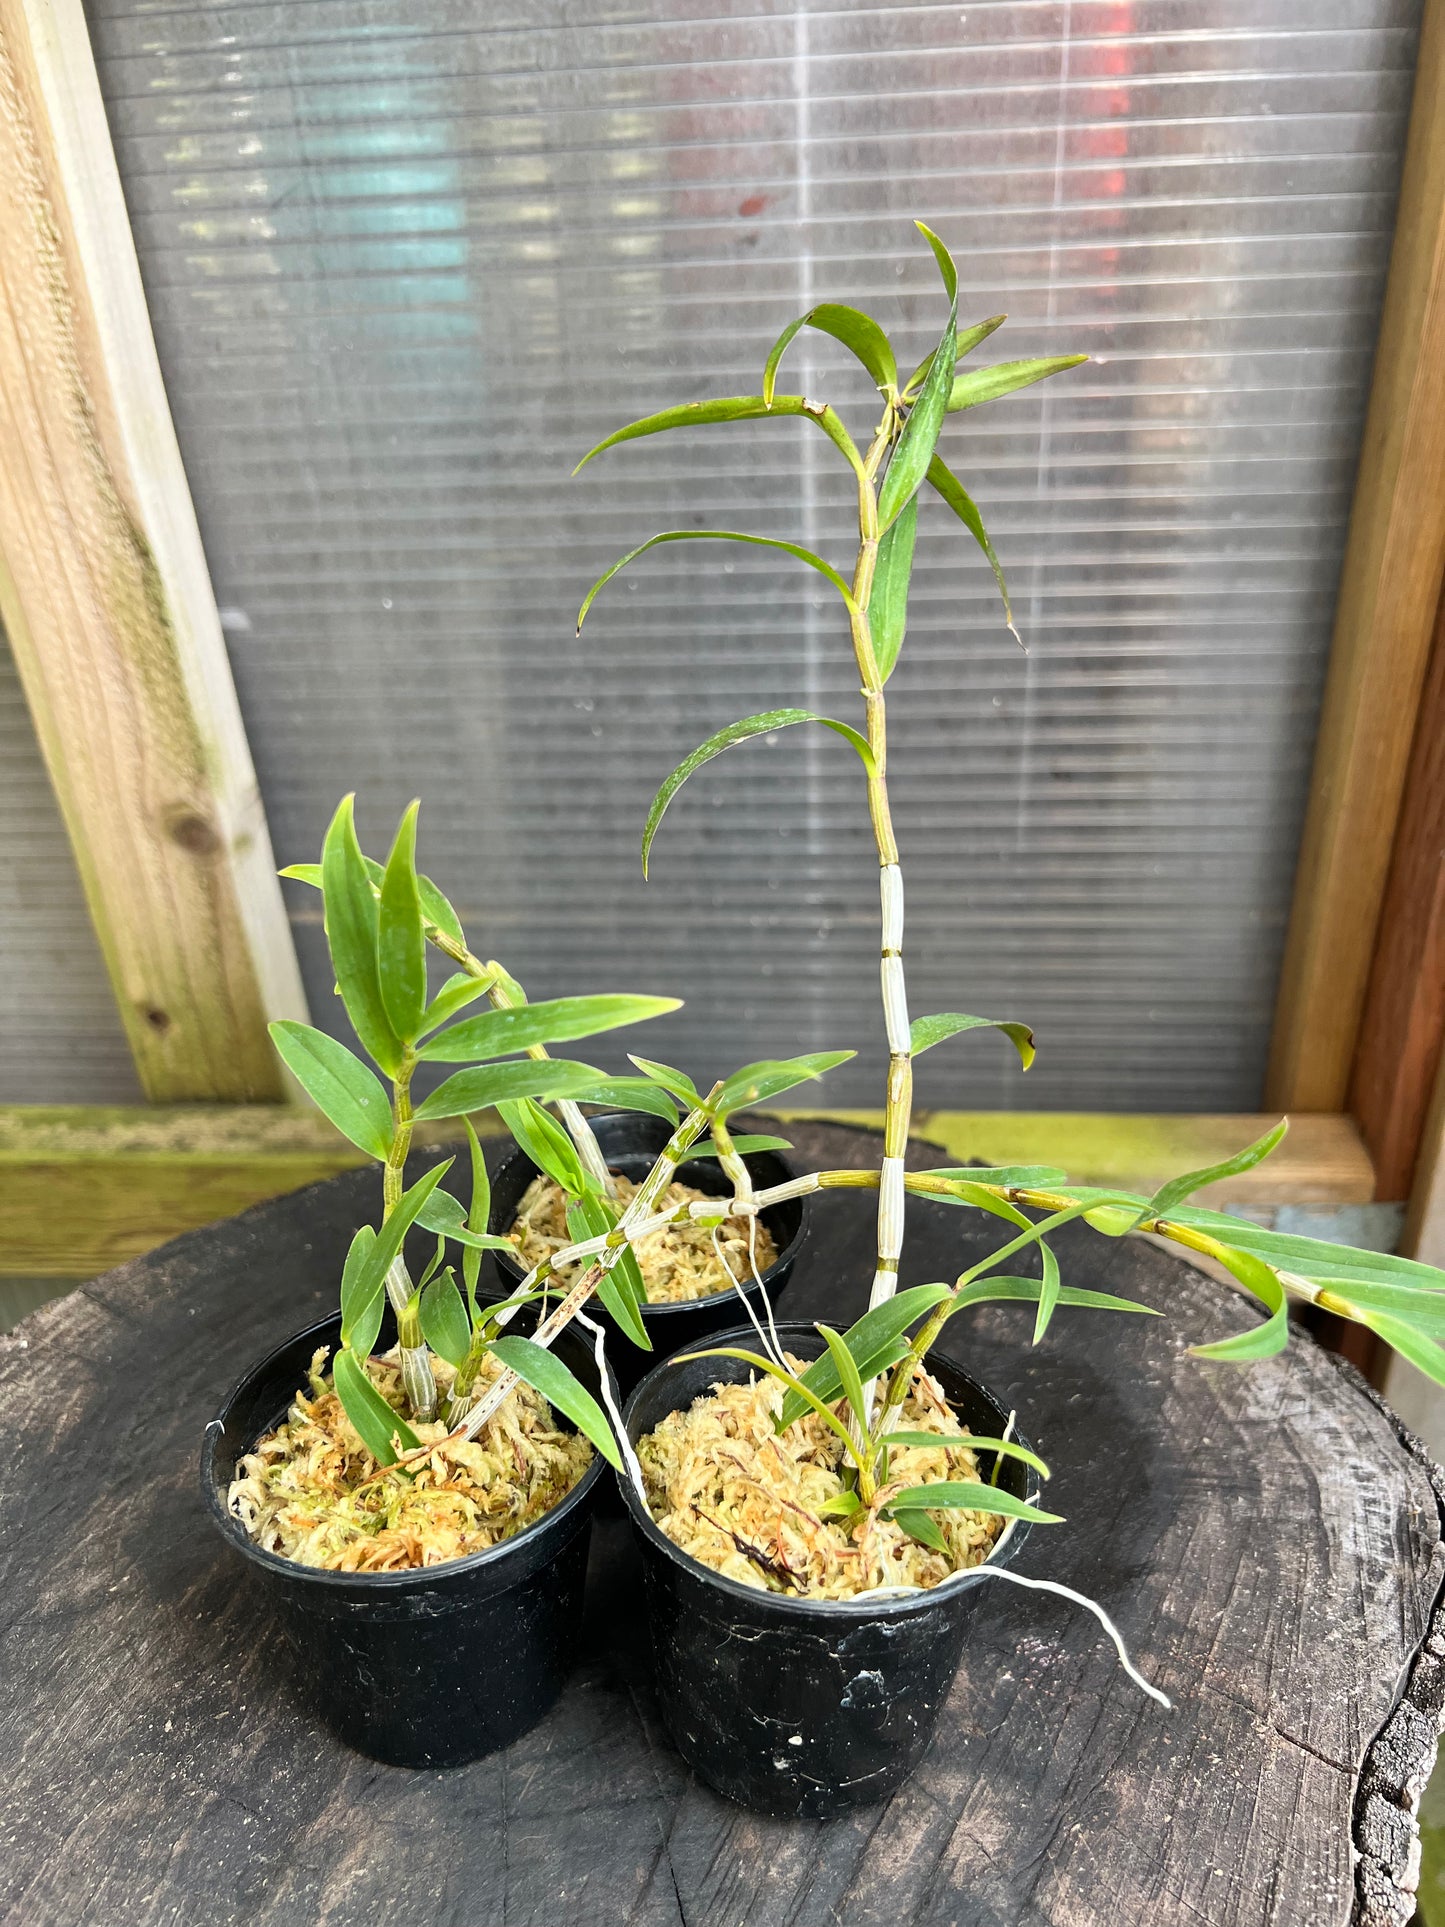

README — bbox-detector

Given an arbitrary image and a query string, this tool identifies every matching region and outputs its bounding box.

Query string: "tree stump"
[1,1120,1441,1926]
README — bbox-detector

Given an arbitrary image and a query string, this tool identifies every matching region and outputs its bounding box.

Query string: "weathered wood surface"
[1,1120,1440,1927]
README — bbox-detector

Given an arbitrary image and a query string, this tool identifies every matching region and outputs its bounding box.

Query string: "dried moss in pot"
[229,1345,593,1573]
[511,1169,778,1305]
[638,1352,1004,1599]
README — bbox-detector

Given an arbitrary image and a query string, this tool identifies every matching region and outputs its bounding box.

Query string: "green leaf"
[880,1431,1051,1480]
[413,1185,513,1252]
[869,495,918,683]
[418,993,681,1063]
[420,1269,471,1369]
[950,1275,1159,1317]
[320,795,402,1075]
[1032,1238,1062,1345]
[499,1096,589,1197]
[489,1336,623,1470]
[349,1278,385,1364]
[628,1056,701,1108]
[763,302,898,404]
[1154,1205,1445,1295]
[573,393,863,478]
[567,1195,650,1349]
[818,1324,868,1432]
[909,1011,1035,1070]
[947,354,1088,414]
[339,1224,379,1348]
[895,1508,949,1552]
[876,221,958,532]
[1352,1308,1445,1389]
[685,1134,793,1159]
[347,1160,455,1328]
[920,1178,1035,1230]
[678,1345,867,1467]
[268,1020,393,1159]
[903,314,1007,398]
[376,802,428,1044]
[642,710,874,878]
[818,1489,863,1522]
[1142,1119,1288,1223]
[418,970,490,1038]
[885,1481,1062,1526]
[462,1116,489,1304]
[413,1059,606,1123]
[1189,1243,1289,1362]
[278,862,323,887]
[577,532,858,637]
[1307,1278,1445,1339]
[332,1350,421,1465]
[577,1076,680,1123]
[416,873,466,947]
[714,1050,855,1118]
[777,1284,954,1429]
[925,455,1014,635]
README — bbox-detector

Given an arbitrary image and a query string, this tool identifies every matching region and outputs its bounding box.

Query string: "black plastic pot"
[618,1321,1033,1818]
[201,1308,610,1768]
[487,1110,808,1396]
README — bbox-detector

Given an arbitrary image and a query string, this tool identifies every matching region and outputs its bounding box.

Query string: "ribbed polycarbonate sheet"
[32,0,1419,1108]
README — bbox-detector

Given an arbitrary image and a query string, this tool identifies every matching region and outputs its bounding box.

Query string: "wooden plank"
[0,1119,1437,1927]
[1266,0,1445,1111]
[1350,591,1445,1200]
[0,0,307,1098]
[1405,1048,1445,1272]
[0,1104,1375,1278]
[0,1105,501,1276]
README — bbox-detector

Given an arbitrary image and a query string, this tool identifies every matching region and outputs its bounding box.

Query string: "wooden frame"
[0,3,1442,1301]
[0,0,306,1100]
[1267,0,1445,1114]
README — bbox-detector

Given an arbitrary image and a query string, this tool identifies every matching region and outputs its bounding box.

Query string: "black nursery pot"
[618,1322,1033,1819]
[487,1110,808,1396]
[201,1309,610,1769]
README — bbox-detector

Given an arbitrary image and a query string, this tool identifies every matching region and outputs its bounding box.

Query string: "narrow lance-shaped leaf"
[418,993,681,1064]
[876,222,958,532]
[628,1056,701,1107]
[777,1284,954,1429]
[948,355,1088,414]
[714,1050,855,1118]
[763,303,898,404]
[412,1058,607,1124]
[869,495,918,684]
[686,1134,793,1160]
[1351,1308,1445,1390]
[919,1164,1068,1187]
[418,970,491,1038]
[347,1159,455,1323]
[577,531,858,636]
[268,1021,393,1160]
[910,1011,1035,1070]
[950,1274,1159,1317]
[925,455,1015,638]
[903,314,1007,398]
[489,1336,624,1471]
[332,1350,421,1466]
[377,801,428,1044]
[567,1195,651,1350]
[1189,1242,1290,1363]
[818,1324,868,1433]
[320,795,401,1075]
[643,712,874,878]
[419,1270,471,1370]
[497,1096,588,1197]
[281,853,466,950]
[413,1185,514,1252]
[339,1224,380,1349]
[880,1431,1051,1480]
[462,1116,489,1309]
[1139,1118,1288,1224]
[884,1481,1063,1526]
[573,393,864,479]
[1032,1238,1062,1345]
[575,1076,680,1123]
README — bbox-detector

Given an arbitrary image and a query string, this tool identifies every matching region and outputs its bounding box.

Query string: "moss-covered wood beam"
[0,1104,1374,1280]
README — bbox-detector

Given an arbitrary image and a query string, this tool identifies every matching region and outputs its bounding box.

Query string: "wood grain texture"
[0,1104,1376,1277]
[0,1119,1439,1927]
[1351,595,1445,1201]
[0,0,306,1097]
[1267,0,1445,1112]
